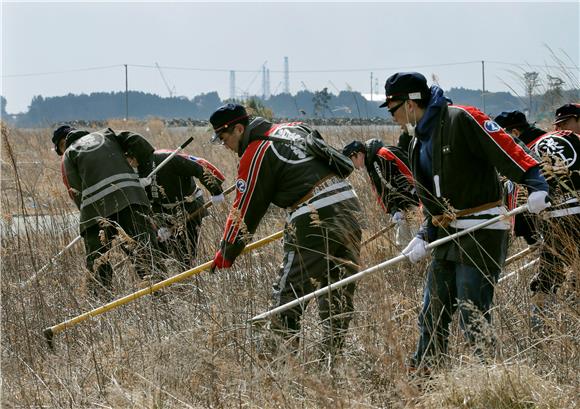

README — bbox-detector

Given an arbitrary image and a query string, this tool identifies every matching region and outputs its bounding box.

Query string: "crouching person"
[209,104,362,359]
[60,126,164,297]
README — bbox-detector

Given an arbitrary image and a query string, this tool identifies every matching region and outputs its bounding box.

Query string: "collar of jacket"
[519,125,546,147]
[65,129,91,149]
[238,117,273,157]
[415,86,450,142]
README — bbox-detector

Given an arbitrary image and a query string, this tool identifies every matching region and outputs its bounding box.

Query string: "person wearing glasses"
[208,103,362,361]
[380,72,550,372]
[342,138,418,246]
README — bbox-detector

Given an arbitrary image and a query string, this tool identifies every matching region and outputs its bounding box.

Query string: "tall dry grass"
[1,120,578,408]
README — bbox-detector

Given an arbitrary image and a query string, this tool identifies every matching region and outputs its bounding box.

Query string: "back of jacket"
[62,128,151,232]
[147,150,225,210]
[364,138,418,215]
[220,118,359,261]
[530,130,580,218]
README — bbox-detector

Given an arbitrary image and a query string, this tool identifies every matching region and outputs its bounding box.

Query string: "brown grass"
[1,120,578,408]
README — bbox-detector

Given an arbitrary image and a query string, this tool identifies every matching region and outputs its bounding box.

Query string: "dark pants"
[82,204,161,291]
[531,214,579,294]
[271,201,362,353]
[413,259,499,367]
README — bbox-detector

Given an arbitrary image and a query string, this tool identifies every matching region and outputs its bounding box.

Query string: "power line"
[2,64,123,78]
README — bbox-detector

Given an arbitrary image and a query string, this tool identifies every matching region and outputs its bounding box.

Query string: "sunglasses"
[388,101,405,116]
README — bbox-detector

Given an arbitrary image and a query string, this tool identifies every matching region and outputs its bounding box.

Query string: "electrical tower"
[262,64,267,99]
[266,68,271,99]
[284,56,290,94]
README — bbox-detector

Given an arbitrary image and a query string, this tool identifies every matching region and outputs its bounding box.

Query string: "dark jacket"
[143,150,225,213]
[62,128,153,232]
[364,138,418,215]
[220,118,360,262]
[410,100,544,269]
[530,130,580,218]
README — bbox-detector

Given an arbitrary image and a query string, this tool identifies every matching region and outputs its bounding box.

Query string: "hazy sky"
[2,1,579,114]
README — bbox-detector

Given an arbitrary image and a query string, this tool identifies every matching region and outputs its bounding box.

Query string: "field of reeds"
[1,119,578,408]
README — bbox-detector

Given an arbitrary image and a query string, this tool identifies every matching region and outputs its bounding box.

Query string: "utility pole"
[284,56,290,94]
[230,70,236,100]
[481,60,486,113]
[124,64,129,121]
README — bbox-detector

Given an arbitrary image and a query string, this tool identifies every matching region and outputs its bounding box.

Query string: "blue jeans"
[413,259,500,366]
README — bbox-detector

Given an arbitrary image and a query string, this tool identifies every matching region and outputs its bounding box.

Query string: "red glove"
[212,250,233,271]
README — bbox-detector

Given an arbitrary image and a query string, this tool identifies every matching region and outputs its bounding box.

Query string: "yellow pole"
[44,230,283,346]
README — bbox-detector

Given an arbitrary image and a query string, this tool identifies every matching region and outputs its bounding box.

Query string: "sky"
[1,1,579,114]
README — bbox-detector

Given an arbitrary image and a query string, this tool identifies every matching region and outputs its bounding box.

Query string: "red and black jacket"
[364,138,418,215]
[219,118,359,263]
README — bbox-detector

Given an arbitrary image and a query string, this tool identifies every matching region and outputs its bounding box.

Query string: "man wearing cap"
[59,125,163,297]
[553,103,580,133]
[342,138,418,245]
[379,72,550,370]
[126,148,226,266]
[209,103,362,357]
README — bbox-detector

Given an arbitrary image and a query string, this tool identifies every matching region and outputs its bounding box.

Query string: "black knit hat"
[52,125,75,155]
[379,72,429,108]
[209,104,249,143]
[554,103,580,125]
[342,140,365,157]
[494,111,529,131]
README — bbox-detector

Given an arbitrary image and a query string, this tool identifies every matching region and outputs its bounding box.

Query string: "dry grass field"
[1,120,578,408]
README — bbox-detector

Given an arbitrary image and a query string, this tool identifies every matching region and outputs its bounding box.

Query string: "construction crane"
[155,62,176,98]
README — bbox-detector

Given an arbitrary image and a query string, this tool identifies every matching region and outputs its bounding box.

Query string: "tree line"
[1,87,577,128]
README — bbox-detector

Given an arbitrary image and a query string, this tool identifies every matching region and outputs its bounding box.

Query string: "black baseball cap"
[209,104,249,143]
[379,72,430,108]
[494,111,529,131]
[52,125,75,155]
[342,140,365,157]
[554,103,580,125]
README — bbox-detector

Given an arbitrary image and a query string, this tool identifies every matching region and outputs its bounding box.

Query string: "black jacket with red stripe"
[411,103,544,268]
[219,118,350,262]
[143,150,225,212]
[364,138,418,215]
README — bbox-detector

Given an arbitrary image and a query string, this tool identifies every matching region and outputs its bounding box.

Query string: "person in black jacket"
[127,149,226,266]
[380,73,550,370]
[209,103,362,358]
[343,138,418,245]
[61,126,162,297]
[495,110,547,246]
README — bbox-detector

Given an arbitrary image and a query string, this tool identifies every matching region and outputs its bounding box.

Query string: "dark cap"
[494,111,529,131]
[209,104,249,143]
[379,72,429,108]
[52,125,75,155]
[554,103,580,124]
[342,140,365,157]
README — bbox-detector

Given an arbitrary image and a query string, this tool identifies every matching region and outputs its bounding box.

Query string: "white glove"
[527,191,550,214]
[157,227,172,243]
[139,177,152,188]
[211,193,225,204]
[390,211,404,225]
[402,237,428,263]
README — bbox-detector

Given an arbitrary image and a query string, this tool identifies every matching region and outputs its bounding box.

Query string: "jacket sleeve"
[373,149,418,215]
[219,141,275,263]
[186,155,226,196]
[62,153,82,209]
[458,107,541,182]
[110,129,155,176]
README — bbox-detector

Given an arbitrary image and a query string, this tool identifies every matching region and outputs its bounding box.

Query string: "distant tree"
[245,97,273,120]
[0,96,8,120]
[312,88,331,118]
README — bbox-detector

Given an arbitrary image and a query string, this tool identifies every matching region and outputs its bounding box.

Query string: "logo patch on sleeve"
[483,120,501,133]
[236,178,247,193]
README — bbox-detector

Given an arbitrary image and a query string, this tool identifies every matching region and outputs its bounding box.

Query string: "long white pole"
[249,205,529,323]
